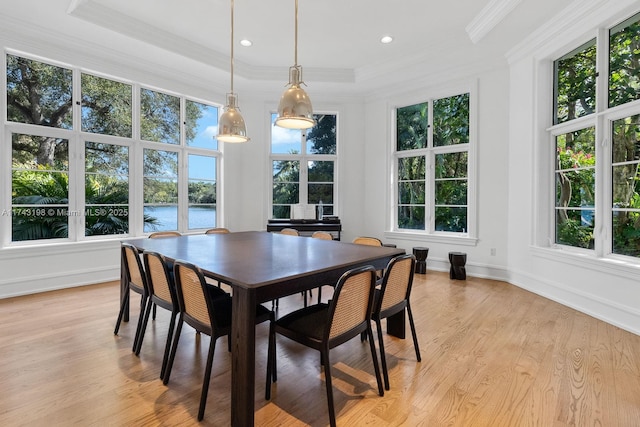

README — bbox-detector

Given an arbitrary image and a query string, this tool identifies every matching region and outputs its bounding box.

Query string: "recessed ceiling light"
[240,39,252,47]
[380,35,393,44]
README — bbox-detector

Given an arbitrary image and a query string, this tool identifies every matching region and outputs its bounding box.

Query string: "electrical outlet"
[490,248,496,256]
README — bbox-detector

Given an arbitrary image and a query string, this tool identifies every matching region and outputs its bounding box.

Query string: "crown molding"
[505,0,640,64]
[466,0,523,44]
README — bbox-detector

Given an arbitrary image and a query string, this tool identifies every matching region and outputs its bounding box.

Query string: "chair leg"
[321,348,338,427]
[367,324,384,396]
[265,321,277,400]
[131,295,149,353]
[160,311,178,380]
[114,287,130,335]
[198,336,218,421]
[163,315,184,385]
[374,318,390,390]
[406,304,421,362]
[134,297,153,354]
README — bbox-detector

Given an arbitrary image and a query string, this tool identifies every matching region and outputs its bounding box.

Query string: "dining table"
[123,230,405,426]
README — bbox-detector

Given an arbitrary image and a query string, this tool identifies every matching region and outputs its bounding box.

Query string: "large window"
[394,93,471,234]
[270,113,337,219]
[551,12,640,257]
[4,52,222,244]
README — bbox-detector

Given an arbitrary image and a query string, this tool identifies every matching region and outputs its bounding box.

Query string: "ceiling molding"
[66,0,356,85]
[465,0,523,44]
[505,0,638,64]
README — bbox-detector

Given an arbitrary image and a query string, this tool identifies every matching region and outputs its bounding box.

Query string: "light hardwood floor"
[1,271,639,426]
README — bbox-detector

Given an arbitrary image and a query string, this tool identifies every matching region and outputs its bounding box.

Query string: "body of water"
[144,205,216,232]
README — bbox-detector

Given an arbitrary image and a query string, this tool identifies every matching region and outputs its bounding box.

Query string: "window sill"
[383,230,478,246]
[531,245,640,280]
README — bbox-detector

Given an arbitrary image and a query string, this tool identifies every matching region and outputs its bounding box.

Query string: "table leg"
[386,309,406,338]
[120,252,129,322]
[231,286,257,426]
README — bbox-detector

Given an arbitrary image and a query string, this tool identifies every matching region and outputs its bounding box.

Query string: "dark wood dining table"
[123,230,405,426]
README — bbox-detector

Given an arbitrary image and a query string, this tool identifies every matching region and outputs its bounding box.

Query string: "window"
[394,93,471,234]
[550,12,640,257]
[4,52,222,245]
[270,113,337,219]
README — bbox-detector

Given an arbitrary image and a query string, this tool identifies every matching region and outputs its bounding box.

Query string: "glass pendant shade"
[275,65,316,129]
[218,93,249,143]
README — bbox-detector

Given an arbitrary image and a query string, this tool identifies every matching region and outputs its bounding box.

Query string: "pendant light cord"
[294,0,298,67]
[230,0,235,94]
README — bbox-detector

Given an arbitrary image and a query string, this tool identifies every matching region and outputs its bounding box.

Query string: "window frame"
[387,82,478,245]
[268,111,338,220]
[544,12,640,262]
[1,50,224,247]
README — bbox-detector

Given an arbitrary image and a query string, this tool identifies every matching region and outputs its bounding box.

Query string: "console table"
[267,218,342,240]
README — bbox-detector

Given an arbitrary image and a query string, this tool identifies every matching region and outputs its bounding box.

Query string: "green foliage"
[397,103,428,151]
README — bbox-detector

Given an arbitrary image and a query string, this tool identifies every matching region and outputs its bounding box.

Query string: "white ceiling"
[9,0,576,94]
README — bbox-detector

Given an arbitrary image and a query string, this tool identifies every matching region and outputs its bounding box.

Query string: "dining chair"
[147,231,182,316]
[352,236,382,246]
[148,231,182,238]
[164,260,273,421]
[265,265,384,427]
[371,253,421,390]
[279,228,299,236]
[134,251,179,380]
[114,243,149,353]
[311,231,333,240]
[273,227,302,309]
[204,227,230,234]
[309,231,335,304]
[352,236,384,281]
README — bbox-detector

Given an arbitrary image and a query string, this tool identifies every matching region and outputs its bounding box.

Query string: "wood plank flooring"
[1,271,639,426]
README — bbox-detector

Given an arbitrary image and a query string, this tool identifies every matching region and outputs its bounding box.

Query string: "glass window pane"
[398,156,425,180]
[435,207,467,232]
[140,88,180,144]
[435,180,467,205]
[308,161,333,182]
[6,54,72,129]
[81,74,132,137]
[273,183,299,205]
[12,133,69,241]
[188,154,216,230]
[556,209,594,249]
[555,129,595,222]
[612,115,640,164]
[433,93,469,146]
[306,114,336,154]
[609,14,640,108]
[143,149,178,232]
[271,113,302,154]
[85,142,129,236]
[435,152,467,178]
[613,211,640,256]
[397,102,428,151]
[273,160,299,183]
[554,40,596,124]
[398,182,425,204]
[186,100,218,150]
[308,183,333,204]
[398,206,425,230]
[273,205,291,219]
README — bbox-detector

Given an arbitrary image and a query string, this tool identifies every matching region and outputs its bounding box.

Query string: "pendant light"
[217,0,250,143]
[274,0,316,129]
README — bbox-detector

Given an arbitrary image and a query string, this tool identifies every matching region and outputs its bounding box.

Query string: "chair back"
[122,243,147,294]
[205,227,230,234]
[327,266,376,342]
[173,261,212,331]
[312,231,333,240]
[143,251,176,307]
[280,228,299,236]
[149,231,182,238]
[377,254,416,314]
[352,236,382,246]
